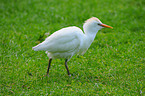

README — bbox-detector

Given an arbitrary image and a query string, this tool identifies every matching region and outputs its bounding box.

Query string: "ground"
[0,0,145,95]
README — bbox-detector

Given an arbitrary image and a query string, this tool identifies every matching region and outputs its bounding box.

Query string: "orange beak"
[100,24,113,29]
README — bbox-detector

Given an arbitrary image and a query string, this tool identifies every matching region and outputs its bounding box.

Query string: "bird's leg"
[65,59,71,76]
[47,58,52,76]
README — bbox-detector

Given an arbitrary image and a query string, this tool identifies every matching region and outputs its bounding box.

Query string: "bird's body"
[33,26,84,59]
[33,26,97,60]
[32,17,113,76]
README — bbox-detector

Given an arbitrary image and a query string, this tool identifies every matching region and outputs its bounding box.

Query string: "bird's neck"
[83,27,99,42]
[80,22,101,52]
[81,29,98,53]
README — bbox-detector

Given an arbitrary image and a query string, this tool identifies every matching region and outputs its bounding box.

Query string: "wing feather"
[33,27,82,53]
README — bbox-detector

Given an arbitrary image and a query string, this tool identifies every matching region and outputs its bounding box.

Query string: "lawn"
[0,0,145,95]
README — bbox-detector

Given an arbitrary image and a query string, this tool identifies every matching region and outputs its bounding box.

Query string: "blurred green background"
[0,0,145,95]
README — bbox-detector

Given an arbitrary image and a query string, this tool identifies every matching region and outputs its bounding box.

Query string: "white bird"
[32,17,113,76]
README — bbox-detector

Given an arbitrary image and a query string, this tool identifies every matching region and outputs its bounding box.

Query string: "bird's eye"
[98,23,101,25]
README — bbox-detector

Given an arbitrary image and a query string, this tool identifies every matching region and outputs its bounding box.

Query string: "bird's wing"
[33,27,83,53]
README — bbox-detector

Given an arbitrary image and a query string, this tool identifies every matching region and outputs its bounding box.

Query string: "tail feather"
[32,44,41,51]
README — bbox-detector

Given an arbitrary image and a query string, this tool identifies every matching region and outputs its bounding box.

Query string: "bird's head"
[83,17,113,33]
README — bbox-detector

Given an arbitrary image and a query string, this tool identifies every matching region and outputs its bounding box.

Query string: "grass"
[0,0,145,95]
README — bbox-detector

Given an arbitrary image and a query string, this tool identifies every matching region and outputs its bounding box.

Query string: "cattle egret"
[32,17,113,76]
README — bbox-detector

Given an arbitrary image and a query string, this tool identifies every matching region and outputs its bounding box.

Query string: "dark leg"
[65,59,71,76]
[47,58,52,76]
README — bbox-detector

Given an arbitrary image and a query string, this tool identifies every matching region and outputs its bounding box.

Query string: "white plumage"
[33,26,83,59]
[32,17,113,76]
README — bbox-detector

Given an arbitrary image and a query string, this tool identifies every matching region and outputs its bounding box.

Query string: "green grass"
[0,0,145,95]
